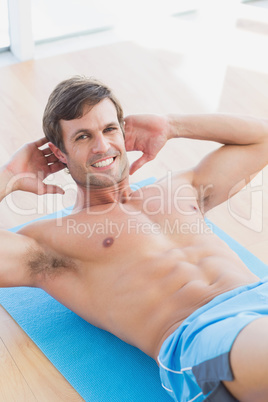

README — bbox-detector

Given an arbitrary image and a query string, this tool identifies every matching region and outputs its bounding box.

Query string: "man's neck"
[72,177,132,212]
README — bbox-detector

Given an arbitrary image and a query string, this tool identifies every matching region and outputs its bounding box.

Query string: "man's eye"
[104,127,116,133]
[76,134,88,140]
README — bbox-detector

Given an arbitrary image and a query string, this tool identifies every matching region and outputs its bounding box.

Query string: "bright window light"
[0,0,10,50]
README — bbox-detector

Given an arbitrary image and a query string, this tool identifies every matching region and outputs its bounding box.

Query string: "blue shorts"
[158,277,268,402]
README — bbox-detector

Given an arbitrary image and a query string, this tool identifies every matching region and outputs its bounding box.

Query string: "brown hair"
[43,76,124,152]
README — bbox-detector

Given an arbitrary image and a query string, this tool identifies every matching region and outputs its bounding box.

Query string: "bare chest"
[59,179,207,262]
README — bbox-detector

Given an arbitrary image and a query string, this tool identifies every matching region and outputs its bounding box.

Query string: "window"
[0,0,10,50]
[31,0,114,43]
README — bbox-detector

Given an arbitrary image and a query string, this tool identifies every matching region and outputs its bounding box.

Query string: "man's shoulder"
[16,217,69,259]
[17,216,59,238]
[153,169,194,187]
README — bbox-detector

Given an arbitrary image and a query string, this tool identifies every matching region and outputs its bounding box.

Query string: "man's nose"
[92,134,110,154]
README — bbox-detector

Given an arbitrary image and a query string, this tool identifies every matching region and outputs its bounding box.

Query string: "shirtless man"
[1,76,268,402]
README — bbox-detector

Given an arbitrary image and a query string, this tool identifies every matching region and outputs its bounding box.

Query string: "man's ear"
[48,142,67,164]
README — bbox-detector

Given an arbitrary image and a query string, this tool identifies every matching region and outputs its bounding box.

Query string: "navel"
[103,237,114,248]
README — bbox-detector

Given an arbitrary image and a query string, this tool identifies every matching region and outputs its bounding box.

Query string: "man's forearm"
[167,114,268,146]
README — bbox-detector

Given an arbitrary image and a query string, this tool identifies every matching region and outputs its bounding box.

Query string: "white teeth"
[92,157,114,168]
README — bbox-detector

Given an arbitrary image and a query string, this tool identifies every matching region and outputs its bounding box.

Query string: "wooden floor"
[0,306,84,401]
[0,4,267,400]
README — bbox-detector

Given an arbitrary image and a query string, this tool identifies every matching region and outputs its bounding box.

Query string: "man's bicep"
[192,142,268,213]
[0,229,36,288]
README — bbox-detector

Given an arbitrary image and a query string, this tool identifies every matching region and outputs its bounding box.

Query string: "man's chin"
[69,158,129,188]
[84,171,127,188]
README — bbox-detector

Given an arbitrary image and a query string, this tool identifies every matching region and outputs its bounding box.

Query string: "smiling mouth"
[92,157,115,168]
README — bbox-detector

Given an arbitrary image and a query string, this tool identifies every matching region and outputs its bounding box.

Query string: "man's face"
[58,98,129,188]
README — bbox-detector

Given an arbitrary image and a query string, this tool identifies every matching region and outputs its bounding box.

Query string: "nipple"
[103,237,114,248]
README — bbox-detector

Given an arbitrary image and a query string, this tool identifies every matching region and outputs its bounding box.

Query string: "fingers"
[41,147,65,172]
[124,115,132,132]
[41,146,53,156]
[125,138,135,152]
[129,154,151,175]
[45,153,59,164]
[35,137,48,148]
[48,161,66,174]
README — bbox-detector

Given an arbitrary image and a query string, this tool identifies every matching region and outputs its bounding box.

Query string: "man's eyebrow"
[104,121,120,128]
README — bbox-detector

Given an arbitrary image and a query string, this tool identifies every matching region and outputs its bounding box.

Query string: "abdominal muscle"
[91,234,259,361]
[39,217,259,362]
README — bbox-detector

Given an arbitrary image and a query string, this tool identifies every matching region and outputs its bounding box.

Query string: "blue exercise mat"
[1,177,267,401]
